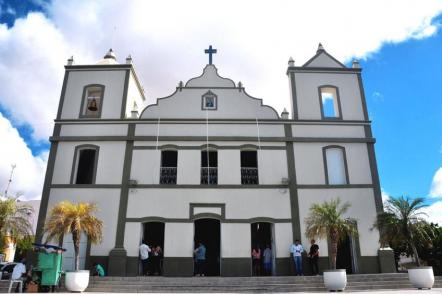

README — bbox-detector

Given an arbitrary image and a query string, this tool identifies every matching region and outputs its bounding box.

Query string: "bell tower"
[56,49,145,121]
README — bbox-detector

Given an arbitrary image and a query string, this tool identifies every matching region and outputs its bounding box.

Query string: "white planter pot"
[408,266,434,289]
[65,270,90,292]
[323,269,347,291]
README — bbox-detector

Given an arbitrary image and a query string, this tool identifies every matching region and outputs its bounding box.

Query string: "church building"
[36,44,392,276]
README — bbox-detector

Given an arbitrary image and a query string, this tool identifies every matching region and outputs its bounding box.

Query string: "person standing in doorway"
[139,240,151,276]
[308,239,319,275]
[251,245,261,276]
[290,239,304,276]
[194,242,206,276]
[263,244,272,276]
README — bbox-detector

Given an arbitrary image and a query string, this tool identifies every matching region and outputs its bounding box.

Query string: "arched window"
[201,150,217,185]
[71,145,99,184]
[319,86,341,119]
[160,150,178,184]
[241,150,258,184]
[323,146,348,185]
[80,85,104,118]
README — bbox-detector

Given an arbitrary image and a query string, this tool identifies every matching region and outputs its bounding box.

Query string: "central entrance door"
[194,218,221,276]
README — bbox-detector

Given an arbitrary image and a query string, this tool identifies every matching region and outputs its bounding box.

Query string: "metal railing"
[201,167,218,185]
[160,167,177,184]
[241,167,259,185]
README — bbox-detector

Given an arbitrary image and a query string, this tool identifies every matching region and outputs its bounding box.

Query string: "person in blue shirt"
[194,242,206,276]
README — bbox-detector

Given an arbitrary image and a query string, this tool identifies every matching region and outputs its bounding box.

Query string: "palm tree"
[305,198,357,269]
[374,196,433,267]
[0,197,33,248]
[44,201,103,271]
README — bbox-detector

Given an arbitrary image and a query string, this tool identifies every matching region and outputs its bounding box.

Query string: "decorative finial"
[178,81,184,91]
[352,59,360,69]
[238,81,243,92]
[104,48,117,60]
[126,55,132,64]
[288,57,294,67]
[281,108,289,120]
[317,43,325,53]
[67,56,74,66]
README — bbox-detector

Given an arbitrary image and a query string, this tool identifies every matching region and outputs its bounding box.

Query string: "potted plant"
[304,198,357,291]
[44,201,103,292]
[375,196,435,289]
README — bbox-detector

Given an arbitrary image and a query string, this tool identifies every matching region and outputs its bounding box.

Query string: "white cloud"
[422,201,442,225]
[429,167,442,198]
[381,188,391,204]
[0,113,47,200]
[0,0,441,200]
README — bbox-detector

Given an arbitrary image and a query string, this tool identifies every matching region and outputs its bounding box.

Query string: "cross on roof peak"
[204,45,217,65]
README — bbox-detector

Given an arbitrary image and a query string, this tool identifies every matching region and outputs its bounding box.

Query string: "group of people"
[251,244,273,276]
[139,240,164,276]
[290,239,319,276]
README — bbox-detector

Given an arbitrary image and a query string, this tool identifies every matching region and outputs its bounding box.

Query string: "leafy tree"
[44,201,103,270]
[374,196,434,267]
[305,198,357,269]
[0,197,33,250]
[15,235,35,260]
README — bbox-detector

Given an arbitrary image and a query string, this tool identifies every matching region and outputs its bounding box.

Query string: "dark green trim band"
[357,73,370,121]
[55,118,371,125]
[35,124,61,243]
[284,124,301,242]
[367,142,384,213]
[114,124,135,247]
[131,184,288,189]
[50,135,375,143]
[120,70,130,119]
[297,184,373,189]
[133,144,286,150]
[56,71,69,119]
[125,217,292,223]
[287,71,298,120]
[48,184,288,189]
[50,184,121,188]
[288,66,361,73]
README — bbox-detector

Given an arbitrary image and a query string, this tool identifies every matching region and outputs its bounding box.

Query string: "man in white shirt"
[289,239,304,276]
[139,240,151,276]
[11,258,27,292]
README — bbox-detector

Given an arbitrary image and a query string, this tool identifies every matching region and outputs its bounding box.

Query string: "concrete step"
[86,274,442,292]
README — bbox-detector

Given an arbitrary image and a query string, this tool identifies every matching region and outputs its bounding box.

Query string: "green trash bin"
[37,251,63,286]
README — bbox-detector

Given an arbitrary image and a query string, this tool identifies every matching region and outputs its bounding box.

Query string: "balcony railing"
[201,167,218,185]
[160,167,177,184]
[241,167,259,185]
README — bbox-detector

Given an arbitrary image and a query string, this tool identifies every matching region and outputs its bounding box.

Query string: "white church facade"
[35,45,394,276]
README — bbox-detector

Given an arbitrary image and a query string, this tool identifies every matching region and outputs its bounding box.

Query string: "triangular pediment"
[303,50,346,68]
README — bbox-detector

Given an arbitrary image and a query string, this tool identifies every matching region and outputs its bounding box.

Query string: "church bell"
[87,98,98,111]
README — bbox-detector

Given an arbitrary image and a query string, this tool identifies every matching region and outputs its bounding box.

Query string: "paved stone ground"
[55,289,442,293]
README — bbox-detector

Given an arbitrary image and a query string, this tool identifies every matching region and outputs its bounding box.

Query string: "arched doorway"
[142,222,165,275]
[194,218,221,276]
[251,222,276,276]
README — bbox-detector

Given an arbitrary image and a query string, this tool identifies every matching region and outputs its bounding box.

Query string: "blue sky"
[362,30,442,204]
[0,0,441,223]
